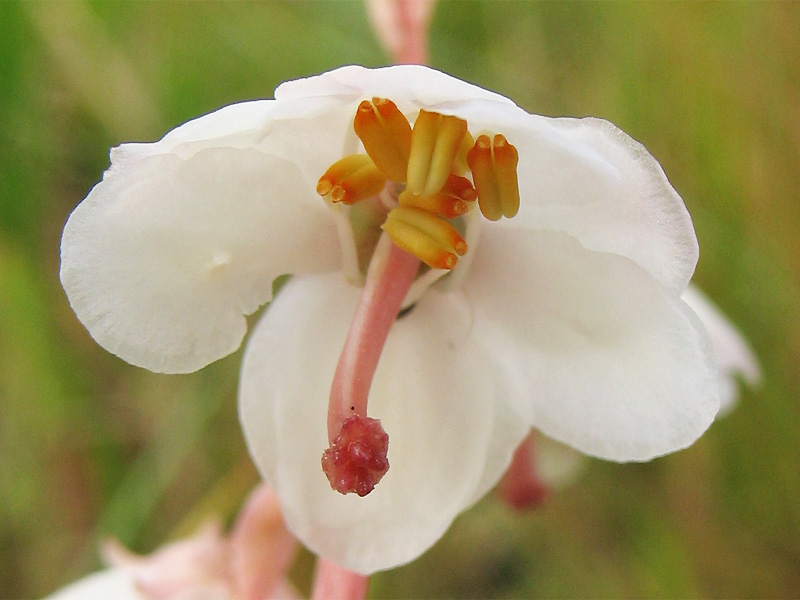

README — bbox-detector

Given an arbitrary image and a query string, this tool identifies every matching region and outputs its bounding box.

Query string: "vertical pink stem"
[367,0,435,66]
[395,0,432,65]
[327,234,420,442]
[229,486,297,600]
[311,558,369,600]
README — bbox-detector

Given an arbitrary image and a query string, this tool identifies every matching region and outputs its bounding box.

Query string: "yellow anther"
[453,131,474,175]
[407,110,468,198]
[353,98,412,183]
[398,174,476,219]
[466,134,520,221]
[317,154,387,205]
[382,206,467,270]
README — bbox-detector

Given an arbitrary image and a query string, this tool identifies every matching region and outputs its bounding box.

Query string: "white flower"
[60,65,720,574]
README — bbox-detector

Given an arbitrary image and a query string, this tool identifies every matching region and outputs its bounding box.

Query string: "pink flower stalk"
[311,559,370,600]
[366,0,436,65]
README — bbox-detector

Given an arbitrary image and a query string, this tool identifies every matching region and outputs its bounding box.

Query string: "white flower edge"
[525,285,762,492]
[681,284,761,414]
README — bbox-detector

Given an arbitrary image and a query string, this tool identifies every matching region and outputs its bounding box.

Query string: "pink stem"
[327,234,420,442]
[395,0,431,65]
[311,558,369,600]
[229,486,297,600]
[499,431,549,510]
[368,0,434,66]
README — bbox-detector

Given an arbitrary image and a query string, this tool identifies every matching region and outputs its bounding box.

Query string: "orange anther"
[382,206,468,270]
[466,134,520,221]
[317,154,387,205]
[442,173,478,203]
[353,98,412,183]
[407,110,468,198]
[398,174,476,219]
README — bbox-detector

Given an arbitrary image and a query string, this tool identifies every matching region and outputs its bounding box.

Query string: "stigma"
[316,98,521,497]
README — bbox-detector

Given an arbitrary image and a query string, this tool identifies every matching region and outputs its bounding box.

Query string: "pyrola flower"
[60,65,720,574]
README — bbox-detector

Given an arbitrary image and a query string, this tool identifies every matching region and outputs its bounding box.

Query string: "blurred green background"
[1,1,798,598]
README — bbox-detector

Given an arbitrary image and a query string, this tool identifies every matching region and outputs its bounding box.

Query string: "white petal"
[682,285,761,414]
[61,147,340,373]
[239,273,528,574]
[493,116,698,293]
[111,100,278,166]
[45,569,143,600]
[275,64,516,110]
[466,228,719,462]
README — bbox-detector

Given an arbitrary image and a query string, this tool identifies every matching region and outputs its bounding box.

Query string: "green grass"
[1,1,798,597]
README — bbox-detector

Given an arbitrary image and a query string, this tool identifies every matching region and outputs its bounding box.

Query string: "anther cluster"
[317,98,520,271]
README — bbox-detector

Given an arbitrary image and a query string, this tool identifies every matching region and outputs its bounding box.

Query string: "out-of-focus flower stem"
[311,558,370,600]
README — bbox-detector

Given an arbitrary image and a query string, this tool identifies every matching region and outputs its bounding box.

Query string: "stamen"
[397,173,476,218]
[466,134,520,221]
[317,154,387,205]
[353,98,412,183]
[398,189,467,219]
[323,234,421,496]
[407,110,468,198]
[382,206,467,270]
[443,172,478,203]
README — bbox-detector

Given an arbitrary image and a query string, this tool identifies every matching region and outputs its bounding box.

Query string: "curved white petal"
[496,116,698,293]
[61,147,340,373]
[275,64,516,110]
[239,273,528,574]
[111,100,278,166]
[682,285,761,414]
[465,228,719,462]
[45,569,144,600]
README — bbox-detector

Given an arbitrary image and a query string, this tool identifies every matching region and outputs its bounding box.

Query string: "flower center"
[316,97,520,496]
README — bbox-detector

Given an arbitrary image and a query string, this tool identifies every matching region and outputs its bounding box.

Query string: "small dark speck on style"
[398,304,416,319]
